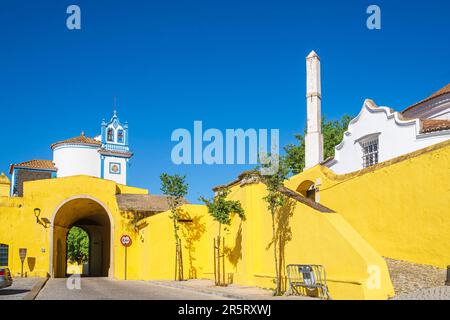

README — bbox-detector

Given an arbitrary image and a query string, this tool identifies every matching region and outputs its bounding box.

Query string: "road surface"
[36,277,229,300]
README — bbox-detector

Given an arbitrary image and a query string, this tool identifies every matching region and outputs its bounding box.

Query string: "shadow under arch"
[49,195,115,278]
[296,180,316,201]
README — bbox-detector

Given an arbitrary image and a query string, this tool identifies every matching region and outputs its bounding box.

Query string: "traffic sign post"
[120,235,132,280]
[19,248,27,277]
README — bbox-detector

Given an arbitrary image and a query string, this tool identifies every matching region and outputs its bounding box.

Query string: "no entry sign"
[120,235,132,247]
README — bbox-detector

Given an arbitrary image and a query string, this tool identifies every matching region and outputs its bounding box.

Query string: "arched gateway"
[50,196,114,278]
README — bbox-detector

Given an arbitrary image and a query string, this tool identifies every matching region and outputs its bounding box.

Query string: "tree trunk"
[271,211,280,295]
[278,233,283,293]
[217,223,221,286]
[172,210,182,281]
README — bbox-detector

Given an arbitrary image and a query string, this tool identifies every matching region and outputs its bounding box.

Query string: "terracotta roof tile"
[98,149,133,157]
[9,159,57,174]
[116,194,189,212]
[421,119,450,133]
[402,83,450,114]
[51,132,101,150]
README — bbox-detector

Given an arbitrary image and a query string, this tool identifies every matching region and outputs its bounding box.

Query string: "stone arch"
[49,195,114,278]
[296,180,316,201]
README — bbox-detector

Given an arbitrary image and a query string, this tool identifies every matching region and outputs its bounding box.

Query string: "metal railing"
[286,264,331,300]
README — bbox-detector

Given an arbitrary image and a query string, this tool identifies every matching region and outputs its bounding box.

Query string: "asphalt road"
[36,277,229,300]
[0,277,42,300]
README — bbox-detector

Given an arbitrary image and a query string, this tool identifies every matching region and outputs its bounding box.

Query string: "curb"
[149,281,249,300]
[23,277,49,300]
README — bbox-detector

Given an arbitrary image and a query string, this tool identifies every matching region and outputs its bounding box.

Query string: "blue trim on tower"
[100,156,105,179]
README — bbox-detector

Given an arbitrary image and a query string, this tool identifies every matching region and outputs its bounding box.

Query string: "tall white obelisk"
[304,50,324,170]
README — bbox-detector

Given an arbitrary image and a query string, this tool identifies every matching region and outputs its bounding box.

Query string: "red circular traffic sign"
[120,234,132,247]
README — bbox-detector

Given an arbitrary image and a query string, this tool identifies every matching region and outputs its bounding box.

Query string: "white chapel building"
[304,51,450,175]
[9,111,132,195]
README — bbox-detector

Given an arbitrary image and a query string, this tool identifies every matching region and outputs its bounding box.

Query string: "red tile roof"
[9,159,57,174]
[421,119,450,133]
[98,149,133,157]
[51,132,101,150]
[402,83,450,115]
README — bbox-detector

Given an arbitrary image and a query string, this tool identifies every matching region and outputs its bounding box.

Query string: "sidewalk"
[149,279,316,300]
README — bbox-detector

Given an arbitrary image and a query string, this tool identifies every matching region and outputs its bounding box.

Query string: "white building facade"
[51,111,132,185]
[303,51,450,175]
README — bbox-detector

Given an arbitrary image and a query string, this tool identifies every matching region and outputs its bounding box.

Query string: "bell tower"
[99,110,132,185]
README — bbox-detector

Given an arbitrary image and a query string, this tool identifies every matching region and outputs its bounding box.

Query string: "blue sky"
[0,0,449,202]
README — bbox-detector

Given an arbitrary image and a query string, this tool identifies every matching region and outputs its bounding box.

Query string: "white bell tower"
[305,50,324,169]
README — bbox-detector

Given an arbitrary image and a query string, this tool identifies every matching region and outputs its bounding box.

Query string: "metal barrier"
[286,264,331,300]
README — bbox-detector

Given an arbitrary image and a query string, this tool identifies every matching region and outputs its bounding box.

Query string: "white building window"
[361,138,379,168]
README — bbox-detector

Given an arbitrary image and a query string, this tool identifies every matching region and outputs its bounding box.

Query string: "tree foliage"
[66,226,89,264]
[284,115,352,175]
[200,188,245,230]
[160,173,189,225]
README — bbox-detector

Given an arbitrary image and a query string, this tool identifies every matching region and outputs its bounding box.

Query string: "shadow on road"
[0,289,30,296]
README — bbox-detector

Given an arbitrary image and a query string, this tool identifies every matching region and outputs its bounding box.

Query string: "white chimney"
[304,50,324,169]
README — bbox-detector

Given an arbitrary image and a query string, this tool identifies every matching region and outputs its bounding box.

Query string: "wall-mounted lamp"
[34,208,41,223]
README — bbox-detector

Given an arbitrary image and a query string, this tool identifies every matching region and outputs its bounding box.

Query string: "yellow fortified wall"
[0,175,148,278]
[286,140,450,269]
[0,171,396,299]
[129,182,394,300]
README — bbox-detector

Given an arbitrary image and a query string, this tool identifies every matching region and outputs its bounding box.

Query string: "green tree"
[261,157,290,296]
[284,115,352,174]
[200,187,245,286]
[66,226,89,264]
[160,173,189,281]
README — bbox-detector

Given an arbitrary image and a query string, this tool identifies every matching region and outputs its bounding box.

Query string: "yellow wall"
[120,182,393,299]
[6,138,445,301]
[0,175,148,278]
[216,182,394,300]
[119,205,214,281]
[0,172,395,299]
[0,173,10,197]
[286,140,450,269]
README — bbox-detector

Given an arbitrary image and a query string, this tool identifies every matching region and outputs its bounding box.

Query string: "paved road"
[0,277,42,300]
[36,277,229,300]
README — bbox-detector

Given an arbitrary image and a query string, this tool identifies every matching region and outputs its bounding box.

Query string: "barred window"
[361,138,379,168]
[0,244,8,266]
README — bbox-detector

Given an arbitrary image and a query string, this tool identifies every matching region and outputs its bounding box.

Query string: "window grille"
[361,138,379,168]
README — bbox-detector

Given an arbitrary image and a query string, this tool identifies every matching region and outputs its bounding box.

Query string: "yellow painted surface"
[0,173,10,197]
[120,182,393,299]
[0,175,148,278]
[215,183,393,300]
[286,140,450,269]
[2,142,446,299]
[66,262,86,274]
